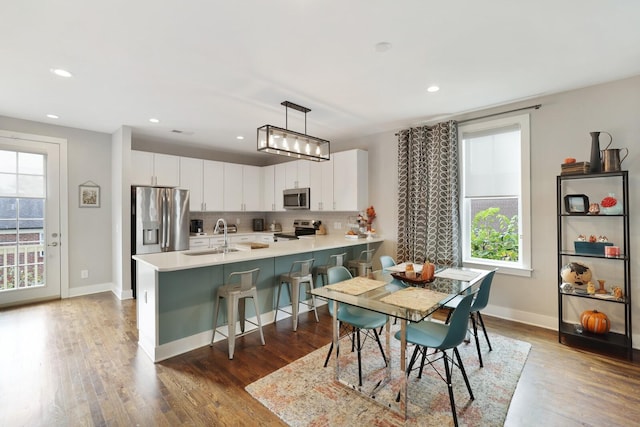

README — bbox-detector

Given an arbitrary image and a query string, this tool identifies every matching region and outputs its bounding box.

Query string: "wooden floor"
[1,292,639,426]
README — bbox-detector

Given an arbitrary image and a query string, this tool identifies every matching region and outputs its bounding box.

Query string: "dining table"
[310,264,491,419]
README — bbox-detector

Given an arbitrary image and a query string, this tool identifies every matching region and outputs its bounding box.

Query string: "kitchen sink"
[184,247,240,256]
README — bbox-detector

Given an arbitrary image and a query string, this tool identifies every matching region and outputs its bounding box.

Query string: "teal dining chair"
[324,266,388,386]
[394,292,476,427]
[444,269,497,367]
[380,255,396,270]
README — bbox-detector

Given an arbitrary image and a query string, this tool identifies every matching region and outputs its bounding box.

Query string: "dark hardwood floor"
[1,292,638,426]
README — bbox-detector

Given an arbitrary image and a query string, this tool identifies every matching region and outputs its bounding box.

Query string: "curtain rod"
[457,103,542,124]
[395,103,542,135]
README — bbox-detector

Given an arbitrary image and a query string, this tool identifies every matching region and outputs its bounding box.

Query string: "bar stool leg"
[211,295,221,346]
[252,290,265,345]
[227,295,237,359]
[239,297,246,333]
[292,281,300,331]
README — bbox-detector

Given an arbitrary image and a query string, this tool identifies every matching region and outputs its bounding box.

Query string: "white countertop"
[134,234,384,272]
[189,231,276,238]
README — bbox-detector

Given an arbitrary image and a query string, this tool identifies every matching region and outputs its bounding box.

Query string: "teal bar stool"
[210,268,265,359]
[275,258,318,331]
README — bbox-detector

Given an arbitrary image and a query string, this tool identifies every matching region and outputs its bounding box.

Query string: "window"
[459,114,531,277]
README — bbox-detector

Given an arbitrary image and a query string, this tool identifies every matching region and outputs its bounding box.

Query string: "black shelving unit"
[556,171,632,359]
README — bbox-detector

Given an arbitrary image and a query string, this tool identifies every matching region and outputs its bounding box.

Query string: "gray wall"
[358,74,640,340]
[0,116,112,294]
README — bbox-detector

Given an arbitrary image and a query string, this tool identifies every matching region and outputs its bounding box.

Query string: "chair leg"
[470,313,484,368]
[443,351,459,427]
[356,328,363,386]
[211,295,221,346]
[372,328,388,366]
[323,341,334,367]
[477,311,492,351]
[274,281,283,323]
[453,347,474,400]
[418,346,428,378]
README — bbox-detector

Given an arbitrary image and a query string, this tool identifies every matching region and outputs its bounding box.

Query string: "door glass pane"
[18,175,44,197]
[0,151,46,292]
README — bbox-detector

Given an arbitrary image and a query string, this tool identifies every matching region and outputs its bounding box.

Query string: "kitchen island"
[133,234,384,362]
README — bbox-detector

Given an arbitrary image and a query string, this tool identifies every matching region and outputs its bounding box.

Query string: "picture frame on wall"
[564,194,589,214]
[79,182,100,208]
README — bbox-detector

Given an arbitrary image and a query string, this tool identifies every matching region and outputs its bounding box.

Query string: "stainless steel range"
[274,219,320,241]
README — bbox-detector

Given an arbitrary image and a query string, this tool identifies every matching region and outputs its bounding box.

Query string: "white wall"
[0,116,113,296]
[357,74,640,344]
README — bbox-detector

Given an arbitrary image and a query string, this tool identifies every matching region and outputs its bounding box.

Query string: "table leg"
[400,319,407,419]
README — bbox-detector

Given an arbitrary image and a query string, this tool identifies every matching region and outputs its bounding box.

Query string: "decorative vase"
[600,193,623,215]
[589,132,602,173]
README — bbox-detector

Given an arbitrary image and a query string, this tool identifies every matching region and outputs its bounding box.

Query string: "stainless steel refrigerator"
[131,186,190,295]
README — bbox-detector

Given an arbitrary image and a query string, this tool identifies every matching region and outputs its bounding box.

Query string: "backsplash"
[191,211,360,235]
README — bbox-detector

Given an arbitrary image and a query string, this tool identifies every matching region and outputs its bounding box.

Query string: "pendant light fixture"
[257,101,330,161]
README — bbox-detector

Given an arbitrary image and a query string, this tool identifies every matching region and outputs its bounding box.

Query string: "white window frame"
[459,114,532,277]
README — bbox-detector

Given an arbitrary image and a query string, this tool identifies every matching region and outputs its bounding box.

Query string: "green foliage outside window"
[471,207,519,261]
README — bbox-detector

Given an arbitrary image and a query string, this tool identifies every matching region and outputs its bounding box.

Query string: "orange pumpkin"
[580,310,611,334]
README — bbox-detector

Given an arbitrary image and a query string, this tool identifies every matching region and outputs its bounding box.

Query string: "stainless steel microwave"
[283,187,310,210]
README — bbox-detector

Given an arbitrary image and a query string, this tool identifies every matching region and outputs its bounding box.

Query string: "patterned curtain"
[396,121,460,267]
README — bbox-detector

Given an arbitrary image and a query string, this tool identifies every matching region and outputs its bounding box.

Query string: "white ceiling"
[2,1,640,163]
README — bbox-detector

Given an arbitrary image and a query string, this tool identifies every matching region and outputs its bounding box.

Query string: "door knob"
[47,242,58,247]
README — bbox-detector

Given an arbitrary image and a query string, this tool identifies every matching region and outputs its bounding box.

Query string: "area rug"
[246,327,530,426]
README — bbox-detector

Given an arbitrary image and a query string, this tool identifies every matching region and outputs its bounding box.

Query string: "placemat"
[324,277,387,295]
[435,268,480,282]
[380,287,450,312]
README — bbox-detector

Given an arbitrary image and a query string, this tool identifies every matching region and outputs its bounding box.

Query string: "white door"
[0,134,63,307]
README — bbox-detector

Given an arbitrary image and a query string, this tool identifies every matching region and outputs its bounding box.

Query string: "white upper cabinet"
[202,160,224,211]
[309,158,334,211]
[262,165,275,211]
[242,165,261,211]
[223,163,261,211]
[274,163,287,211]
[179,158,223,211]
[283,160,310,189]
[131,151,180,187]
[332,149,368,211]
[179,157,204,211]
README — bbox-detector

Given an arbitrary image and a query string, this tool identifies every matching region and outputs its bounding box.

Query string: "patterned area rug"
[246,326,530,426]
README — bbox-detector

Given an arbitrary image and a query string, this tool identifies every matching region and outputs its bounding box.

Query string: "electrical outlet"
[80,270,89,279]
[236,218,241,225]
[335,222,342,229]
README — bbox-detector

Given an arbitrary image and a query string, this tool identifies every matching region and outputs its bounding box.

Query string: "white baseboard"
[67,282,113,298]
[484,303,557,330]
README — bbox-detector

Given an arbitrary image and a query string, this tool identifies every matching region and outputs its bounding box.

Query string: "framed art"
[79,182,100,208]
[564,194,589,214]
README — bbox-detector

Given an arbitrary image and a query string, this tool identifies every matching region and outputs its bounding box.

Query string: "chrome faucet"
[213,218,229,252]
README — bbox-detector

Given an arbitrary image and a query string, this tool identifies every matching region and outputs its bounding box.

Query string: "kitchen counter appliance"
[274,219,320,241]
[253,218,265,232]
[283,187,310,210]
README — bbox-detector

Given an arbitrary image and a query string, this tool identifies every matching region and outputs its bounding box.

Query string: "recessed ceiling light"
[50,68,73,78]
[427,85,440,93]
[236,136,244,140]
[375,42,392,53]
[149,118,160,123]
[46,114,59,119]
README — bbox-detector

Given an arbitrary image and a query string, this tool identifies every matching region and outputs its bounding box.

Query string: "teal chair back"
[326,266,353,316]
[380,256,396,270]
[439,292,475,350]
[471,269,496,313]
